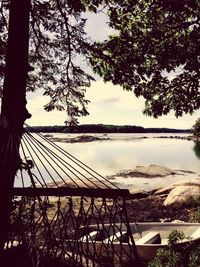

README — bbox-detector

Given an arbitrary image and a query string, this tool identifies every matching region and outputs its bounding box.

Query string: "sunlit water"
[15,133,200,190]
[16,132,200,191]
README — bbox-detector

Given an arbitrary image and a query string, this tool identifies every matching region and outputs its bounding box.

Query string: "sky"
[26,10,200,129]
[26,79,199,129]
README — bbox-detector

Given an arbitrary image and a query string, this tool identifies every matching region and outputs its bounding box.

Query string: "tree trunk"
[0,0,31,253]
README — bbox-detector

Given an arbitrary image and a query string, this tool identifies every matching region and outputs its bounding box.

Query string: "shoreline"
[47,132,194,143]
[40,133,200,222]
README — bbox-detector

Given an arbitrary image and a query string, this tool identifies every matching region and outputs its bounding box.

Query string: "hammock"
[7,127,140,267]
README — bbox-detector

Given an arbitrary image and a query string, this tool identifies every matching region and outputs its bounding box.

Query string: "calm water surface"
[49,133,200,190]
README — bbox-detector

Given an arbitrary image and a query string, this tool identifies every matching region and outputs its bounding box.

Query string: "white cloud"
[79,80,199,129]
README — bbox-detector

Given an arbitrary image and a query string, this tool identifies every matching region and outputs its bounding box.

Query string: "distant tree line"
[26,124,190,134]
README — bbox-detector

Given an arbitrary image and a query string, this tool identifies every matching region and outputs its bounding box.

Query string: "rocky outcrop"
[116,164,177,178]
[50,135,110,143]
[154,178,200,206]
[163,185,200,206]
[129,188,149,199]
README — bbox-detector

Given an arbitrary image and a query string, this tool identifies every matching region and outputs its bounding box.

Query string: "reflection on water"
[48,133,200,190]
[193,141,200,159]
[17,133,200,191]
[59,134,197,174]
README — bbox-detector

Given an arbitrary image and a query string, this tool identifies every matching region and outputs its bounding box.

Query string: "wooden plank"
[80,231,98,242]
[135,232,161,245]
[190,227,200,240]
[12,187,130,198]
[103,231,127,243]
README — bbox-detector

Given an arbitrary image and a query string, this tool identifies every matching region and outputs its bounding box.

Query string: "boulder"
[164,185,200,206]
[154,186,175,196]
[117,164,176,178]
[129,188,148,199]
[154,178,200,198]
[171,178,200,187]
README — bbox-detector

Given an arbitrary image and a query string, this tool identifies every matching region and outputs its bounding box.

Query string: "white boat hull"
[75,222,200,261]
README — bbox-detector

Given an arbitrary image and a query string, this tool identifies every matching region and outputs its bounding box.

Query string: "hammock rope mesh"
[6,127,140,266]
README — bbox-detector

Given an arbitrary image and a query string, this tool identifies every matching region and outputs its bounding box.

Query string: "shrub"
[192,118,200,137]
[148,230,200,267]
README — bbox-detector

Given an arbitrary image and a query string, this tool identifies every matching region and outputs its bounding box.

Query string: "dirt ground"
[126,195,200,223]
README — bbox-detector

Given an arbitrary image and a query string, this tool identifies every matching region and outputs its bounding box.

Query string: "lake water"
[16,132,200,191]
[48,133,200,191]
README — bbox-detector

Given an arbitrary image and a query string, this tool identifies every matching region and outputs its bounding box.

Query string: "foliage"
[192,118,200,136]
[193,141,200,160]
[0,0,96,125]
[25,124,190,133]
[149,230,200,267]
[89,0,200,118]
[188,246,200,267]
[189,207,200,222]
[2,0,200,124]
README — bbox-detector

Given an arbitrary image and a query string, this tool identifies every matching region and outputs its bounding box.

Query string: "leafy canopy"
[89,0,200,118]
[0,0,97,125]
[1,0,200,124]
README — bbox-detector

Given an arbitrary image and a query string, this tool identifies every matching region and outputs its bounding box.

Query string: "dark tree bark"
[0,0,31,253]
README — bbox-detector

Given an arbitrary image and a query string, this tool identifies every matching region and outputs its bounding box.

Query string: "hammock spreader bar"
[13,187,130,198]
